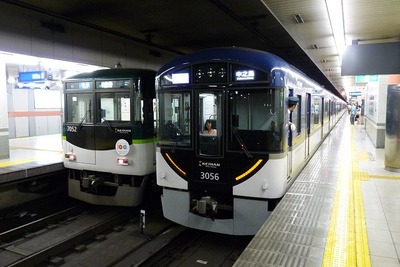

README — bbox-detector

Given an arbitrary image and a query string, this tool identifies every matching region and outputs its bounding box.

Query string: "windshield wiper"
[102,120,114,131]
[171,132,182,153]
[78,112,87,130]
[78,101,91,130]
[231,127,252,158]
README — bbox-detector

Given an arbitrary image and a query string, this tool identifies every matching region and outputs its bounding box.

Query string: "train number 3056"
[199,172,220,180]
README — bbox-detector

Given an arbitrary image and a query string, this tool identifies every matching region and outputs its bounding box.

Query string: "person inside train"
[288,96,299,132]
[203,119,217,135]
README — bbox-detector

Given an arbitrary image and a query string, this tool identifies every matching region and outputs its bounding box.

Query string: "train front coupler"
[192,196,217,220]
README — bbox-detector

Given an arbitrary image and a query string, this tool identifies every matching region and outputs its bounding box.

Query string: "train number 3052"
[67,126,78,132]
[199,172,220,180]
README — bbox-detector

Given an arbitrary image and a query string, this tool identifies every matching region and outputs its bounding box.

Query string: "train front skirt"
[161,187,270,235]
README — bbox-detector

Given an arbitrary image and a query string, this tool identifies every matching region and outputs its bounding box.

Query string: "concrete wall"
[0,1,180,142]
[0,62,9,159]
[364,76,388,148]
[0,2,177,69]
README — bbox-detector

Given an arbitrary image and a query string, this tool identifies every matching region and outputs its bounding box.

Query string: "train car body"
[155,47,346,235]
[63,68,156,206]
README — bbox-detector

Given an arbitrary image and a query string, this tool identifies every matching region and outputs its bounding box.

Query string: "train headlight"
[65,153,76,161]
[117,156,129,166]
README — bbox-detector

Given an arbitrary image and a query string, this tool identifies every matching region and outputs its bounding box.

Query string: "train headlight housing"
[65,153,76,161]
[117,156,129,166]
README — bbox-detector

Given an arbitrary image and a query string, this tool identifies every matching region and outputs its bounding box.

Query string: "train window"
[96,92,131,122]
[311,96,322,127]
[324,98,329,121]
[157,92,191,147]
[65,93,93,123]
[288,94,302,139]
[295,95,303,135]
[228,88,284,152]
[198,91,223,156]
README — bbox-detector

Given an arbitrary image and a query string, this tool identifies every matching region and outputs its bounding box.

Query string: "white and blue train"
[155,47,346,235]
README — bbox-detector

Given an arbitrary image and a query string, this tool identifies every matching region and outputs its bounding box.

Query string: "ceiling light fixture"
[293,14,304,24]
[325,0,345,62]
[0,50,106,72]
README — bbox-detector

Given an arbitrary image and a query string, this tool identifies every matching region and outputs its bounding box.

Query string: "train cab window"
[65,93,93,123]
[96,92,131,123]
[228,88,284,152]
[158,92,191,147]
[290,96,301,136]
[198,92,223,156]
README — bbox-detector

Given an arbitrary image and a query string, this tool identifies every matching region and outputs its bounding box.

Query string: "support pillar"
[0,61,10,159]
[385,84,400,172]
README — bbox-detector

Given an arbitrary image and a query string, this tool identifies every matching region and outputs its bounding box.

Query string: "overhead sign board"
[18,71,46,82]
[355,75,379,83]
[349,91,362,96]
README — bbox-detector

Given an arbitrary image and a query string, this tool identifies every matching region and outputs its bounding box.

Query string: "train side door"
[287,90,294,177]
[321,97,324,137]
[305,93,311,158]
[193,91,227,193]
[328,100,334,130]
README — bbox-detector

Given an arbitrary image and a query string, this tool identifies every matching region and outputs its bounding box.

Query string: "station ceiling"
[3,0,400,100]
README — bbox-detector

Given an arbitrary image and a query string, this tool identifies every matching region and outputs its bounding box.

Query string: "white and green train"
[63,68,156,206]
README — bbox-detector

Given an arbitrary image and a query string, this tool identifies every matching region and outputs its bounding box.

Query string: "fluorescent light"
[0,50,107,72]
[326,0,345,62]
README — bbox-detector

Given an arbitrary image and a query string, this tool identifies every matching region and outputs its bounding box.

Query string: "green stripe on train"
[132,137,157,144]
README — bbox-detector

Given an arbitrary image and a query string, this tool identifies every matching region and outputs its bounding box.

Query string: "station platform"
[0,134,64,184]
[235,115,400,267]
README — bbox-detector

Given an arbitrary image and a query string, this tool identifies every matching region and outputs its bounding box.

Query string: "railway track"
[1,201,251,267]
[0,204,182,267]
[140,228,252,266]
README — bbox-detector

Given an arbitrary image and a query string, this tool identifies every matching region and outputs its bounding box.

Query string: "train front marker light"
[117,157,129,166]
[65,153,76,161]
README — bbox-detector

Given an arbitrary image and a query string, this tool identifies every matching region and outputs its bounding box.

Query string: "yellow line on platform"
[0,158,37,168]
[322,126,370,266]
[9,146,62,153]
[369,174,400,180]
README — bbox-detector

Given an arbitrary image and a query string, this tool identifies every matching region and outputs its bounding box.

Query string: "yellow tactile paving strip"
[0,146,63,168]
[322,126,371,266]
[0,158,38,168]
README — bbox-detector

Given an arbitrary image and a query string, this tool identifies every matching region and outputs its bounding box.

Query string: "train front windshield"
[228,88,284,152]
[157,87,285,154]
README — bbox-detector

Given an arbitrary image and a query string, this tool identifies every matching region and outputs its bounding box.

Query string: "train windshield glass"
[97,92,131,123]
[228,88,284,152]
[65,93,93,123]
[198,91,223,156]
[157,91,191,147]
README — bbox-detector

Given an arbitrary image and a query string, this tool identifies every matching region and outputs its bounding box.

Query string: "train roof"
[157,47,292,76]
[64,68,156,80]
